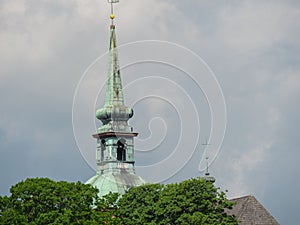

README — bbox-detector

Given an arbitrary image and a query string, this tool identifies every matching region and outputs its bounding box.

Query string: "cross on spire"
[202,137,211,147]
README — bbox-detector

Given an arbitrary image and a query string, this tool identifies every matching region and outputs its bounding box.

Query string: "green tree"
[117,177,237,225]
[1,177,237,224]
[0,178,121,225]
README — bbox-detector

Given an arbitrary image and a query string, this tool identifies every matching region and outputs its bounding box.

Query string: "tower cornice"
[92,132,138,139]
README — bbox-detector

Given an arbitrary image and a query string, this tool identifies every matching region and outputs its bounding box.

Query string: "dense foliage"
[117,178,237,225]
[0,178,120,225]
[0,177,237,225]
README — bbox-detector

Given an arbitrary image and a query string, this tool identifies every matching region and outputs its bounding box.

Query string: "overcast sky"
[1,1,299,224]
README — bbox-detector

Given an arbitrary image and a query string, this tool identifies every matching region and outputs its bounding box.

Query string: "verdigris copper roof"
[86,169,146,197]
[228,195,280,225]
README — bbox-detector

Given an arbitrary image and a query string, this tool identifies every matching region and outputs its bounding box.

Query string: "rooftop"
[228,195,280,225]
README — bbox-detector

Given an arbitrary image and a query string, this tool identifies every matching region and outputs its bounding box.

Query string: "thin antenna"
[202,138,214,183]
[205,156,210,176]
[202,137,211,176]
[204,155,215,183]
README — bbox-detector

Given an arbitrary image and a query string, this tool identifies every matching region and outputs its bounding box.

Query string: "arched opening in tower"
[117,139,126,161]
[101,139,106,161]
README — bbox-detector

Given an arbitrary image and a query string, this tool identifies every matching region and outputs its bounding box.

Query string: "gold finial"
[108,0,119,23]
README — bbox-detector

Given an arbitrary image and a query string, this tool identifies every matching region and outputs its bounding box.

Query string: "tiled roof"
[228,195,280,225]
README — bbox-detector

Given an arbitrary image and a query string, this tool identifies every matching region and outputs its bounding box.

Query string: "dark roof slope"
[228,195,280,225]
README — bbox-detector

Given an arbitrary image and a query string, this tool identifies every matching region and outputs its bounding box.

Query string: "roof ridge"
[230,195,253,201]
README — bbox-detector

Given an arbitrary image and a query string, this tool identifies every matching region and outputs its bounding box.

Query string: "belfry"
[86,0,146,197]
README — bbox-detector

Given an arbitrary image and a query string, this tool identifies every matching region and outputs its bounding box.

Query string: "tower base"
[86,169,146,197]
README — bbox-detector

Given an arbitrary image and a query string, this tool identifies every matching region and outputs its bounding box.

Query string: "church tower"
[86,0,146,197]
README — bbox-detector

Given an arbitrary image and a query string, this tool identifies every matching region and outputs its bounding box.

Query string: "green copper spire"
[105,25,124,106]
[86,6,146,197]
[96,25,133,128]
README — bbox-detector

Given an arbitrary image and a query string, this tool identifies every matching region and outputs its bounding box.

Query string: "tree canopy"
[0,177,237,225]
[117,177,237,225]
[0,178,120,225]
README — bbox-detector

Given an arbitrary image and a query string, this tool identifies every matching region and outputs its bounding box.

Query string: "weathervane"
[108,0,119,24]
